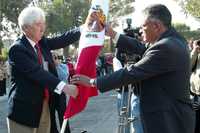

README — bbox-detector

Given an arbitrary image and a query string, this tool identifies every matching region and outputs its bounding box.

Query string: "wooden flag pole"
[60,119,68,133]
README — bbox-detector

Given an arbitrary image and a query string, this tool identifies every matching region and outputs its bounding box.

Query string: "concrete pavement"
[70,91,118,133]
[0,91,118,133]
[0,95,8,133]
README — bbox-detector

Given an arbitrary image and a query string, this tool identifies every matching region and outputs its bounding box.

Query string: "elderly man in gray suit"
[71,4,195,133]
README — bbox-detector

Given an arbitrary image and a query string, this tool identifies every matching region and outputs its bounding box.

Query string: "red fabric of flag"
[64,46,101,119]
[64,0,109,119]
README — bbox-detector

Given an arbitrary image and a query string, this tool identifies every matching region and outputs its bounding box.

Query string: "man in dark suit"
[7,6,79,133]
[71,4,195,133]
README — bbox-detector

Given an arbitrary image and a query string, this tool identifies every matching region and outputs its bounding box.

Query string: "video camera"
[117,18,141,64]
[123,18,135,38]
[123,18,141,40]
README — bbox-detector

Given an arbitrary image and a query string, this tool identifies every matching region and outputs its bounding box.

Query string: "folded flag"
[64,0,109,119]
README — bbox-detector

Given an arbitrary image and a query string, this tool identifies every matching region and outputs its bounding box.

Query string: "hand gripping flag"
[64,0,109,119]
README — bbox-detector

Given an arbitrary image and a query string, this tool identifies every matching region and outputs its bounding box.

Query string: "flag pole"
[60,118,68,133]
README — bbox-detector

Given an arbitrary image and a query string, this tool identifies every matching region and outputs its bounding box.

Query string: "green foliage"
[39,0,90,56]
[0,48,8,61]
[176,0,200,18]
[109,0,134,26]
[102,0,135,52]
[173,22,200,40]
[173,23,190,32]
[184,0,200,18]
[40,0,89,35]
[0,0,31,50]
[0,0,90,56]
[0,0,135,55]
[0,0,31,23]
[0,40,4,49]
[181,30,200,40]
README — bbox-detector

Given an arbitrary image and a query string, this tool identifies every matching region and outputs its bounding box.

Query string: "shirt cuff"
[54,81,66,95]
[112,33,120,44]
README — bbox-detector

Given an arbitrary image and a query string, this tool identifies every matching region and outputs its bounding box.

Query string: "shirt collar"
[26,37,37,48]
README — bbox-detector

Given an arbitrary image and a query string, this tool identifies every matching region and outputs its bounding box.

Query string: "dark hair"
[143,4,172,28]
[197,39,200,46]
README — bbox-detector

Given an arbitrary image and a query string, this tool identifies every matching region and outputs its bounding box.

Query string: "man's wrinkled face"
[25,18,46,43]
[140,16,160,44]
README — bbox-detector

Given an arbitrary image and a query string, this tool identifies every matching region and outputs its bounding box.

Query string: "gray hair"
[142,4,172,28]
[18,6,46,31]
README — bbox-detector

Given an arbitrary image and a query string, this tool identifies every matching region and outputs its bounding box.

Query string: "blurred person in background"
[66,57,75,81]
[51,52,71,133]
[0,59,8,96]
[190,39,200,133]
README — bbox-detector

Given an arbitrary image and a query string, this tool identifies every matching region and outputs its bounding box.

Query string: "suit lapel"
[21,35,38,60]
[39,39,56,72]
[40,44,53,66]
[21,35,56,75]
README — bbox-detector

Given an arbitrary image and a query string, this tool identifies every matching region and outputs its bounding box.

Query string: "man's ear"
[22,25,30,33]
[153,21,162,32]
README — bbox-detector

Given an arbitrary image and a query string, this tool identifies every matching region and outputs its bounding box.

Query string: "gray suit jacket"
[97,28,195,133]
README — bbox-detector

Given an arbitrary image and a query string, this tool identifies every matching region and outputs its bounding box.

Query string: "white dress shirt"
[26,37,65,95]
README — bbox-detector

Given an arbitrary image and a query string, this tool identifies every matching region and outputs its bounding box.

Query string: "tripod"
[117,84,136,133]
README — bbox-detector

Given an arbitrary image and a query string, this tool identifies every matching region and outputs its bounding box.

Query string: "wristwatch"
[90,78,97,87]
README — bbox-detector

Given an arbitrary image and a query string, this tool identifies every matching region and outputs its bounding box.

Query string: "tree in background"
[0,0,31,58]
[173,23,190,33]
[0,0,90,57]
[175,0,200,18]
[109,0,134,27]
[102,0,135,53]
[0,48,8,61]
[173,23,200,41]
[37,0,89,56]
[38,0,89,35]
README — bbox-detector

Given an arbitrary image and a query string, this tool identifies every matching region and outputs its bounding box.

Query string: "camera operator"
[114,18,143,133]
[190,39,200,133]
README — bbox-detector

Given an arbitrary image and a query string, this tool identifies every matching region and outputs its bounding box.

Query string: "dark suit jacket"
[7,28,80,127]
[97,28,195,133]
